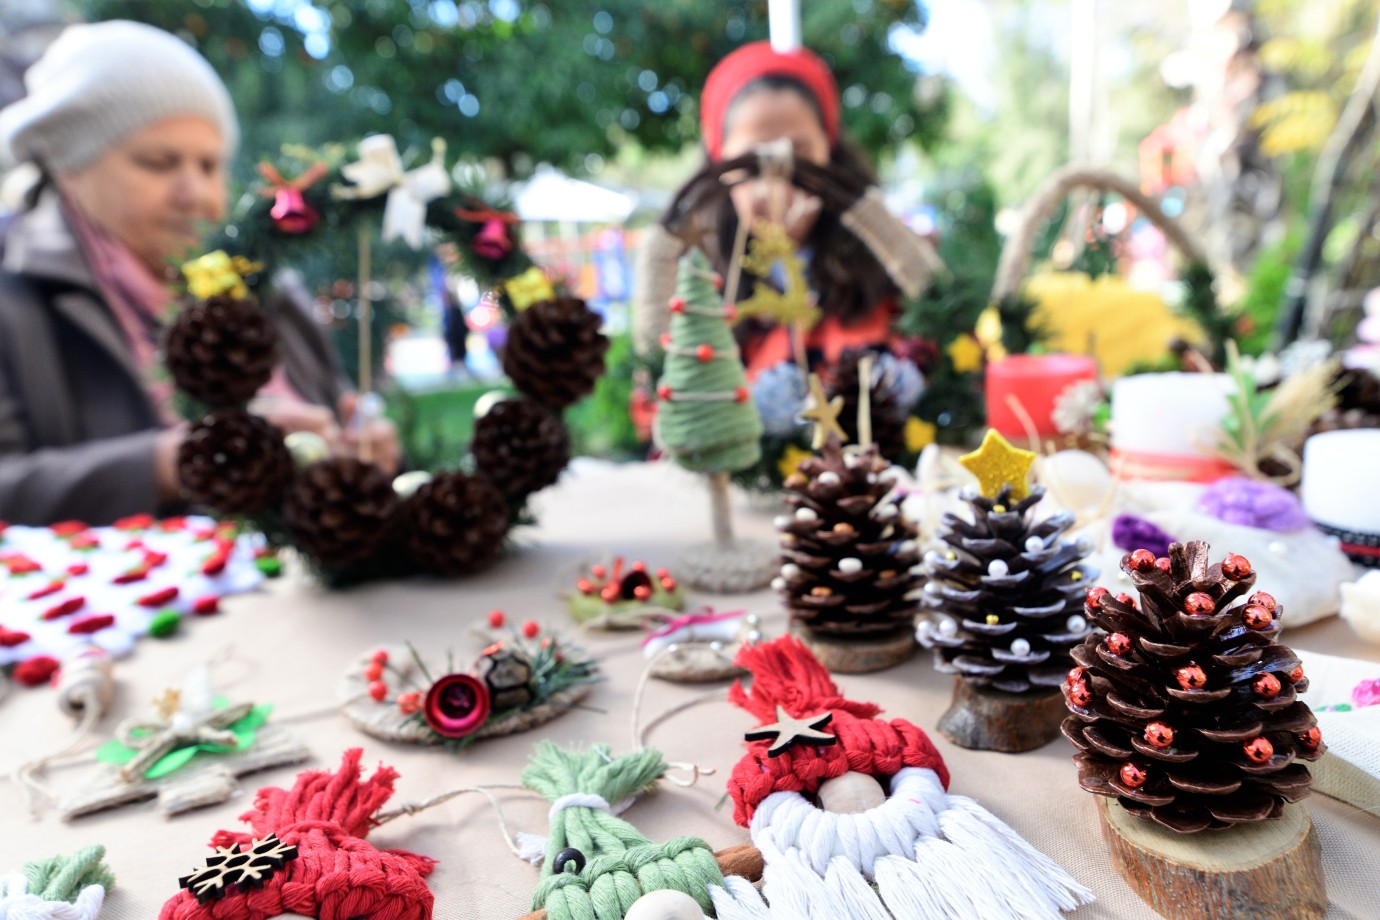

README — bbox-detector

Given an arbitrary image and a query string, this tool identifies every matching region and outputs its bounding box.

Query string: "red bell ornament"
[270,187,319,234]
[471,219,514,261]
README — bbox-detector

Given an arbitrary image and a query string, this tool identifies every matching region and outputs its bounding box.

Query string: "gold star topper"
[960,429,1036,501]
[800,373,846,450]
[734,220,821,327]
[745,705,836,757]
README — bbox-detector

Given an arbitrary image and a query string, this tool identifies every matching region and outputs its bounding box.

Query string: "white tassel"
[514,831,547,866]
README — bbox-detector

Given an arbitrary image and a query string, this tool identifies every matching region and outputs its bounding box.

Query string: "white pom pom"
[1011,638,1031,656]
[818,471,841,486]
[924,580,942,594]
[773,515,790,529]
[938,617,958,637]
[795,507,819,522]
[781,563,801,579]
[771,577,787,591]
[1067,615,1086,633]
[838,557,863,574]
[987,559,1010,577]
[1025,536,1044,553]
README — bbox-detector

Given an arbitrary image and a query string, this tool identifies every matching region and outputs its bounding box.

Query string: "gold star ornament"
[744,705,837,757]
[800,373,846,450]
[960,429,1036,501]
[734,220,821,328]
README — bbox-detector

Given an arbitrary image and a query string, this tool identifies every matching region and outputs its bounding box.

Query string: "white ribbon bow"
[335,135,451,248]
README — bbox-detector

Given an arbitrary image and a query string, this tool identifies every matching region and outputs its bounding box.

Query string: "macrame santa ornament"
[726,636,1093,919]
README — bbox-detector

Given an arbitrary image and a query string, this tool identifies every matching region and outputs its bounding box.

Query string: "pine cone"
[402,471,510,576]
[776,440,922,636]
[1062,541,1325,833]
[283,458,400,568]
[164,295,278,406]
[471,398,570,503]
[825,350,908,461]
[919,483,1098,693]
[177,409,292,514]
[502,297,609,410]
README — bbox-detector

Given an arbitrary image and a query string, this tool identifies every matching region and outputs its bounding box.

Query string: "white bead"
[1011,638,1031,656]
[875,504,898,519]
[818,471,841,486]
[924,580,941,594]
[624,888,703,920]
[838,557,863,574]
[818,770,887,815]
[867,472,878,484]
[781,563,801,579]
[795,507,819,522]
[285,430,330,467]
[771,577,786,591]
[392,470,432,499]
[913,565,929,578]
[745,614,761,627]
[938,617,958,637]
[773,516,790,529]
[1067,615,1086,633]
[987,559,1009,577]
[1025,536,1044,553]
[899,540,918,555]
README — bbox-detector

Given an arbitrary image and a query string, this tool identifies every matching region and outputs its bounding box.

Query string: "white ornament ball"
[987,559,1010,577]
[773,516,791,530]
[1040,449,1113,510]
[838,557,863,574]
[1067,615,1087,633]
[1025,536,1044,553]
[392,470,433,499]
[284,431,330,468]
[818,471,841,486]
[624,889,703,920]
[781,563,801,579]
[938,617,958,637]
[771,577,786,591]
[1011,638,1031,656]
[795,507,819,522]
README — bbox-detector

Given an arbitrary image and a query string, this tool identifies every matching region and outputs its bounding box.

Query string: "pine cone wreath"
[403,471,510,576]
[471,398,570,503]
[919,483,1098,693]
[164,295,278,406]
[502,296,610,411]
[825,350,908,461]
[283,458,400,568]
[1062,541,1325,833]
[178,409,292,514]
[775,440,922,636]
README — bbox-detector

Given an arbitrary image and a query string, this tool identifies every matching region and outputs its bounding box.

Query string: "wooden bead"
[817,770,886,815]
[624,889,703,920]
[1184,592,1216,616]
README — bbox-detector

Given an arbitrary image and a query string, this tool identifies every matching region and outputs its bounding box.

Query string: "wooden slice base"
[1097,798,1326,920]
[793,625,915,673]
[936,677,1067,752]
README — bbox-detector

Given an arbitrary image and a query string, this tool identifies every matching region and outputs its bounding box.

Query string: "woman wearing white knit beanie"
[0,20,395,525]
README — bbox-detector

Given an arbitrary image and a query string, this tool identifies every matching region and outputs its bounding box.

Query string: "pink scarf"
[62,199,181,426]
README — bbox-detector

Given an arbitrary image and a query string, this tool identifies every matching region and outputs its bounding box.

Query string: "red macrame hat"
[161,749,435,920]
[726,636,948,826]
[700,40,841,161]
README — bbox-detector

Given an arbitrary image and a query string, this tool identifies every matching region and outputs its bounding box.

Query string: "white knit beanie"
[0,20,239,173]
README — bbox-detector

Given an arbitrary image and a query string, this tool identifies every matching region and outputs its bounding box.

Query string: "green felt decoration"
[148,610,182,638]
[95,700,271,780]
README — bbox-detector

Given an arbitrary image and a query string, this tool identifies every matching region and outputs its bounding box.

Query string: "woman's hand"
[338,392,402,477]
[251,397,341,447]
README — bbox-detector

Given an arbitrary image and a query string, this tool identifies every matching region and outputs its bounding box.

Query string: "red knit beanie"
[700,40,840,161]
[726,636,949,827]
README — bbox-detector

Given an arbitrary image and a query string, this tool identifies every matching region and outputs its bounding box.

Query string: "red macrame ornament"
[160,749,436,920]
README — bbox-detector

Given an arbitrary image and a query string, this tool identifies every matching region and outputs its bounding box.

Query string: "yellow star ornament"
[959,429,1036,501]
[946,334,985,374]
[777,443,813,481]
[800,373,846,450]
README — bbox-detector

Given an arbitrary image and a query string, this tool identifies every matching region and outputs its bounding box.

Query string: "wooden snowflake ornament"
[179,833,298,903]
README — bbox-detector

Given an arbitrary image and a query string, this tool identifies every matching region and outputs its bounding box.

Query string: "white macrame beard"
[710,768,1094,920]
[0,873,106,920]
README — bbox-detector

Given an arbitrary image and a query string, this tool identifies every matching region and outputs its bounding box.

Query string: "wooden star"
[960,429,1036,501]
[744,705,836,757]
[800,373,846,450]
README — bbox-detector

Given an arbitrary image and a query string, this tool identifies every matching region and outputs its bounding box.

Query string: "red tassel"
[729,635,881,722]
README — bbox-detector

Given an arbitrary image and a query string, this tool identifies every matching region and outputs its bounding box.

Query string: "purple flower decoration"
[1112,514,1176,559]
[1197,477,1311,532]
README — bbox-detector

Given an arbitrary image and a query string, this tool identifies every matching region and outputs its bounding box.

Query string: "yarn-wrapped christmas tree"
[775,437,922,672]
[1061,541,1329,919]
[655,249,774,592]
[918,429,1098,750]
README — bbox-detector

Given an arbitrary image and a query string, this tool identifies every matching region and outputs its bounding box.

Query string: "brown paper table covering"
[2,460,1377,919]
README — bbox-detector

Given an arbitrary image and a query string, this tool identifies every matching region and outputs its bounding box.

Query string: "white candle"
[1110,373,1233,457]
[1302,429,1380,534]
[768,0,801,52]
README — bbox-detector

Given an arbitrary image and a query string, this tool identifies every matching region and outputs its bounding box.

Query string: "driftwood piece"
[936,677,1067,753]
[1097,798,1326,920]
[792,624,915,674]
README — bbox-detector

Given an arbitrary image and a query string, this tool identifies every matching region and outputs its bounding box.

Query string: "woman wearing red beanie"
[633,41,936,379]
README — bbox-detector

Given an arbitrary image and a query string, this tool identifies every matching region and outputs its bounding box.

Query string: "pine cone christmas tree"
[177,409,292,514]
[918,481,1097,693]
[402,471,510,576]
[1062,541,1325,832]
[164,295,278,406]
[283,458,400,568]
[470,398,570,503]
[775,439,922,636]
[826,350,907,461]
[502,296,610,411]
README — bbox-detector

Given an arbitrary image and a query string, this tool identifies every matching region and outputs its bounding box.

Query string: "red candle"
[985,354,1097,439]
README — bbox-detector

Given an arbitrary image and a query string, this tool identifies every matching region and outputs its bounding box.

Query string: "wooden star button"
[745,705,836,757]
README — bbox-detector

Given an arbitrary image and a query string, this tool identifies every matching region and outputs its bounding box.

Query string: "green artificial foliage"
[655,251,762,473]
[566,332,644,460]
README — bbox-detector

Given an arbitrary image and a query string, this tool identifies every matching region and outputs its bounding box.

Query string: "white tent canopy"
[512,166,638,224]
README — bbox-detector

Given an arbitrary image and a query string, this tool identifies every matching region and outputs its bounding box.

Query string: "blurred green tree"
[76,0,945,177]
